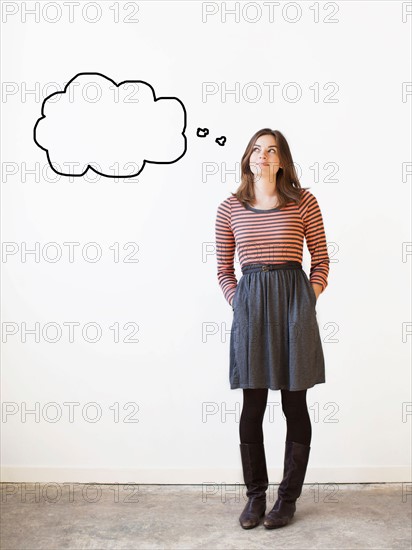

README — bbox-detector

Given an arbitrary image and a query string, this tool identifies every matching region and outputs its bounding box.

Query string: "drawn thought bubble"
[34,72,187,178]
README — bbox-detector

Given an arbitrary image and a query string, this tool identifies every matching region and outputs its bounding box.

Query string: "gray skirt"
[229,261,325,391]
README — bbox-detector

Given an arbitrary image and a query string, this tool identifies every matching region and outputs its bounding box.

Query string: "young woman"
[215,128,330,530]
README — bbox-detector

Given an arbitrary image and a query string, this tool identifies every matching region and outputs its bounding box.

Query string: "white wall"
[2,1,411,484]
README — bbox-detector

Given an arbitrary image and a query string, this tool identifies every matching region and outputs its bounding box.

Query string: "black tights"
[239,388,312,446]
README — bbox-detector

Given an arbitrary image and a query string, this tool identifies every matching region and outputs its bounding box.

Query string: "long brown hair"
[232,128,309,209]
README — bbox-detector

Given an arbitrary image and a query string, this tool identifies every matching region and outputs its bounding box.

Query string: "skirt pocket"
[301,270,317,307]
[308,282,317,305]
[231,276,244,311]
[231,285,239,311]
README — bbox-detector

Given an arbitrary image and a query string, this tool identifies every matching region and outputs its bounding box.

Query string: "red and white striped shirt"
[215,188,330,305]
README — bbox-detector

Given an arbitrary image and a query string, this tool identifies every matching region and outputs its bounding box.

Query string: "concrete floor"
[1,483,411,549]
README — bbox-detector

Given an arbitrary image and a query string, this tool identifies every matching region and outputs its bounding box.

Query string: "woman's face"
[249,134,281,183]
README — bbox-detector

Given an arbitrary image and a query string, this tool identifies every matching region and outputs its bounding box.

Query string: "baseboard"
[1,466,411,484]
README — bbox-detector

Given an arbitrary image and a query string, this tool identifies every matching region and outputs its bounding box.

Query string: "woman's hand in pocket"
[311,283,323,302]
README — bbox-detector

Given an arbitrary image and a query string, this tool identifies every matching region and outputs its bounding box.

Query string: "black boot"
[238,442,269,529]
[264,440,310,529]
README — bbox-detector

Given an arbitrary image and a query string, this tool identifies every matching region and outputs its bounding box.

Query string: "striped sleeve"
[301,192,330,292]
[215,199,238,306]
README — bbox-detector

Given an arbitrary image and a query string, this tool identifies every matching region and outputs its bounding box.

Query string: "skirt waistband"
[241,261,302,275]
